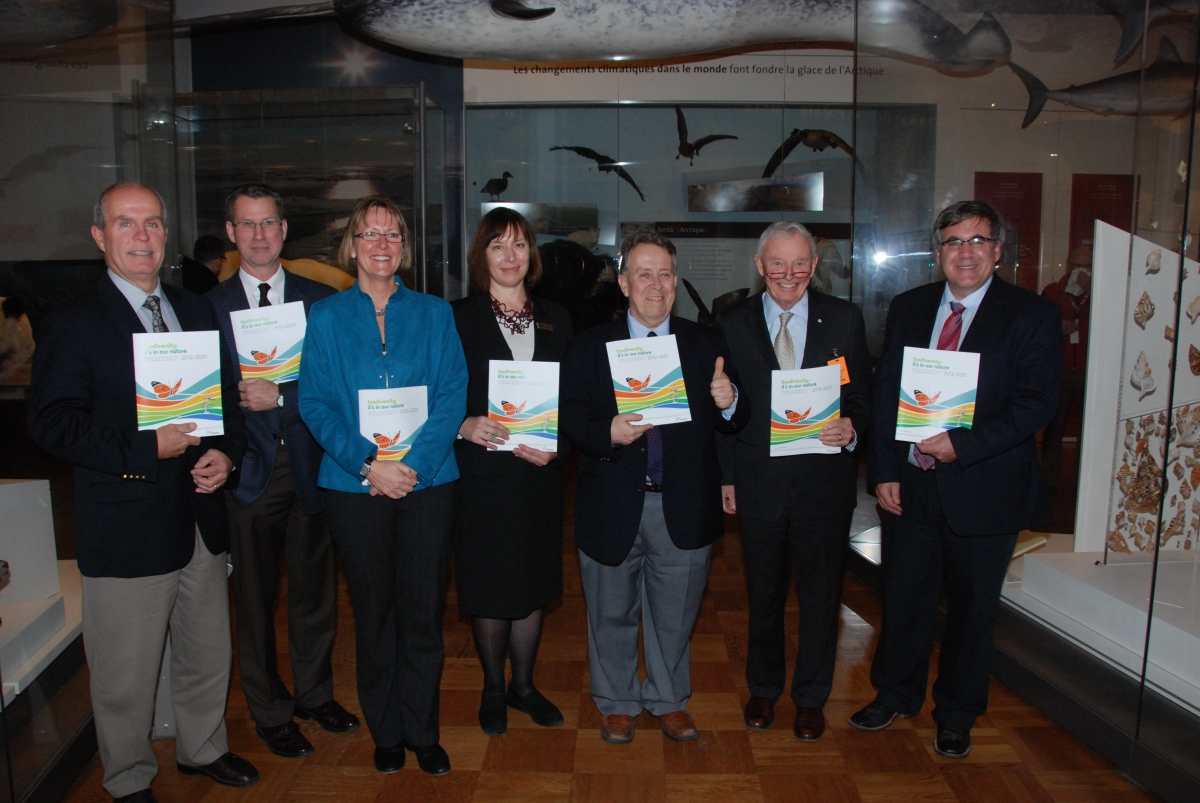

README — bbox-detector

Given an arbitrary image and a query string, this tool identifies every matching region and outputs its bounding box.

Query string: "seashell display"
[1135,291,1155,329]
[1164,508,1186,542]
[1166,325,1175,342]
[1178,406,1200,447]
[1191,344,1200,376]
[1147,248,1162,274]
[1130,351,1156,400]
[1188,295,1200,324]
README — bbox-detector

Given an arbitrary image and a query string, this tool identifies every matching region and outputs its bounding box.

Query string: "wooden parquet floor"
[61,504,1154,803]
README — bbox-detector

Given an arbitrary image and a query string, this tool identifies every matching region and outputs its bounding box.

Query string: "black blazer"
[561,314,750,565]
[28,274,246,578]
[867,278,1062,536]
[451,292,574,475]
[207,269,336,514]
[717,290,871,520]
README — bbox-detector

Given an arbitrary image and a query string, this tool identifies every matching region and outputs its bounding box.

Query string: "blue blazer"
[207,269,336,515]
[299,278,467,494]
[867,277,1062,535]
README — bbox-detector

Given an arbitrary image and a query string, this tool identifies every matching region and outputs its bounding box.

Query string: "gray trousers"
[82,530,232,798]
[578,493,712,717]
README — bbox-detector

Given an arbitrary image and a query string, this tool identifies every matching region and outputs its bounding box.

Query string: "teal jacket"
[299,278,467,493]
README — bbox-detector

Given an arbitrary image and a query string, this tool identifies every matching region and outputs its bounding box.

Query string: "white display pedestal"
[1003,550,1200,714]
[0,479,61,604]
[2,561,83,707]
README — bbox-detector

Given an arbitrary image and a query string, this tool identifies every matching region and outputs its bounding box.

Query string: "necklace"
[375,307,386,317]
[491,295,534,335]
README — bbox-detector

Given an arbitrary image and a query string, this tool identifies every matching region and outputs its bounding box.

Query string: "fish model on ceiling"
[0,0,118,52]
[1115,0,1199,64]
[1009,37,1198,129]
[333,0,1012,71]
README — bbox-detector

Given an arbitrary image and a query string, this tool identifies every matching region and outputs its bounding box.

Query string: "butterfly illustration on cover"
[784,408,811,424]
[251,346,277,365]
[151,379,182,399]
[501,400,526,416]
[913,390,941,408]
[373,432,401,449]
[626,375,652,391]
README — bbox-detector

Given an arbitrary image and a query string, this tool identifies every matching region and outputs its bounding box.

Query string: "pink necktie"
[915,301,965,470]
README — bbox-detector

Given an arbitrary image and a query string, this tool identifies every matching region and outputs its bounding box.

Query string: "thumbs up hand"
[710,356,735,410]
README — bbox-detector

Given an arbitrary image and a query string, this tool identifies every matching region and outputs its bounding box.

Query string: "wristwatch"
[360,453,377,479]
[275,394,285,408]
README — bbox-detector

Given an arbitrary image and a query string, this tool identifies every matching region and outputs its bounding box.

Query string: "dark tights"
[472,609,544,697]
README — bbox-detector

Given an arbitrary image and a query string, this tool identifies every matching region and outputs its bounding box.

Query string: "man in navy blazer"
[854,200,1061,759]
[561,230,749,745]
[29,183,257,802]
[207,184,358,759]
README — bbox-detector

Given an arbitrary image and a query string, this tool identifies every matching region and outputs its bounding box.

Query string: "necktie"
[258,283,272,307]
[915,301,966,471]
[774,311,795,370]
[645,331,664,485]
[143,295,167,333]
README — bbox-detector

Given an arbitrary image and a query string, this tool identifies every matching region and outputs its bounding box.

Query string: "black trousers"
[326,482,457,748]
[227,444,336,727]
[739,508,852,708]
[870,463,1018,729]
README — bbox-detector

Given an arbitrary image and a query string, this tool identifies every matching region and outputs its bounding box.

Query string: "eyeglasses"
[938,235,998,249]
[764,260,810,278]
[354,231,404,243]
[234,219,281,231]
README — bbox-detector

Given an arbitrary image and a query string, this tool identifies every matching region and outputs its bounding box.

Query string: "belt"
[644,479,662,493]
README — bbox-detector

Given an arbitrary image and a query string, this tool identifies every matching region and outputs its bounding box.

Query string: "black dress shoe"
[506,687,564,728]
[404,741,451,776]
[113,790,157,803]
[848,700,908,732]
[479,690,508,736]
[373,745,406,774]
[256,721,314,758]
[934,724,972,759]
[295,700,362,733]
[176,752,259,787]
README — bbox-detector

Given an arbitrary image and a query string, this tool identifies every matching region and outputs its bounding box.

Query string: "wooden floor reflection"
[61,466,1150,802]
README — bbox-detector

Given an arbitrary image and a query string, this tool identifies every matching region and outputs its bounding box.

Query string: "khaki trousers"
[82,530,232,798]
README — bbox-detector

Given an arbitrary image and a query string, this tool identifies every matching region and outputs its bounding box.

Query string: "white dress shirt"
[108,269,181,333]
[239,264,286,308]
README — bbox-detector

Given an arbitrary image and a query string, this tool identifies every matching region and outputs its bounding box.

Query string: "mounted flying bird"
[549,146,646,201]
[674,107,737,166]
[762,128,856,179]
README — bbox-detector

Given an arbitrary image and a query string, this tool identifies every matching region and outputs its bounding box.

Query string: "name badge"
[536,322,554,331]
[827,356,850,385]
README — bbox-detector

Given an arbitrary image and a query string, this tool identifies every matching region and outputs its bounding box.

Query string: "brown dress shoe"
[600,714,636,744]
[744,696,775,730]
[658,711,699,742]
[793,707,826,741]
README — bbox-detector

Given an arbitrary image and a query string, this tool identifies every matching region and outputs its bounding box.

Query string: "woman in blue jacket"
[299,197,466,777]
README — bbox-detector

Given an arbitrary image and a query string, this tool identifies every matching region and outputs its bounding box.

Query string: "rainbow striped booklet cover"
[605,334,692,427]
[133,331,224,436]
[230,301,306,383]
[769,365,841,456]
[895,346,979,443]
[487,360,559,452]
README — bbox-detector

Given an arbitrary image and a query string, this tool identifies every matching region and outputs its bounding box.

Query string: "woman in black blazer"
[452,207,573,736]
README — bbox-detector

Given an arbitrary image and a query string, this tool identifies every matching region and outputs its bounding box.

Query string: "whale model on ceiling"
[1,0,1012,74]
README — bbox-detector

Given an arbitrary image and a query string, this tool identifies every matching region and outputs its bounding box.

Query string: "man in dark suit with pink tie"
[855,200,1062,759]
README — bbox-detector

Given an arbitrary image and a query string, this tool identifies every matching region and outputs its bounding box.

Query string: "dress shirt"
[625,313,737,419]
[908,275,994,467]
[108,269,181,333]
[239,264,286,308]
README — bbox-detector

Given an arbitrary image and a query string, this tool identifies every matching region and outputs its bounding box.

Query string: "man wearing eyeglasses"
[715,222,871,742]
[854,200,1061,759]
[207,184,359,759]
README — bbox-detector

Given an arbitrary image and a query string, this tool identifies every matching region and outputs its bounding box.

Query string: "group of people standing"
[28,182,1061,803]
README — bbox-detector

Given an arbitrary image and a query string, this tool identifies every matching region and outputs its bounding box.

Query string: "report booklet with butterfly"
[895,346,979,443]
[229,300,306,383]
[358,386,427,484]
[605,334,692,426]
[133,331,224,436]
[487,360,560,452]
[769,365,841,456]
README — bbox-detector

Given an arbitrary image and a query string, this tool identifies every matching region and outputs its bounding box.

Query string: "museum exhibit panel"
[2,1,1200,801]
